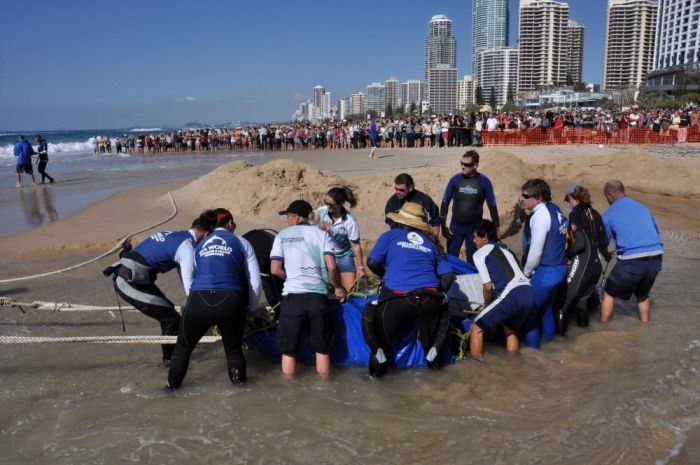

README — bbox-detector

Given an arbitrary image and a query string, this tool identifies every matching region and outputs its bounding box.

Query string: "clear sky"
[1,0,608,130]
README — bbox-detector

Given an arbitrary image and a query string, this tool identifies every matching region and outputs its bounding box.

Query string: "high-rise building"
[478,48,519,107]
[366,82,386,115]
[350,92,367,118]
[428,64,457,114]
[339,97,351,121]
[311,85,332,120]
[424,14,457,103]
[653,0,700,70]
[604,0,658,90]
[472,0,510,79]
[518,0,571,93]
[401,80,423,111]
[457,75,476,110]
[567,20,585,84]
[384,77,400,112]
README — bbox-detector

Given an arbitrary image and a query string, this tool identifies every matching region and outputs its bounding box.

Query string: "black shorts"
[16,163,33,174]
[605,256,662,300]
[277,292,332,355]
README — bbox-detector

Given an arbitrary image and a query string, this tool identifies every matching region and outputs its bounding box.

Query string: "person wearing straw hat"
[363,202,455,377]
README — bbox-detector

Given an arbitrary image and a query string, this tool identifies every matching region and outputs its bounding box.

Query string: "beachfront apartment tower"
[603,0,657,90]
[518,0,571,93]
[457,75,476,110]
[350,92,367,118]
[401,80,423,112]
[366,82,386,116]
[653,0,700,70]
[567,20,585,84]
[424,14,457,103]
[339,97,351,121]
[428,64,457,114]
[478,48,519,107]
[472,0,510,80]
[312,85,332,120]
[384,77,400,113]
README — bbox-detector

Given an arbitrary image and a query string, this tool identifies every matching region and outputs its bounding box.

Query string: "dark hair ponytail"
[191,209,217,233]
[327,186,358,208]
[212,208,233,228]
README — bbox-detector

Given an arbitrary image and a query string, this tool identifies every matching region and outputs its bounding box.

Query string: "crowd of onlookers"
[92,105,700,155]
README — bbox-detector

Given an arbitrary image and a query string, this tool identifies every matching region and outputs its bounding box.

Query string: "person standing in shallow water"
[34,134,54,184]
[600,179,663,323]
[13,135,36,188]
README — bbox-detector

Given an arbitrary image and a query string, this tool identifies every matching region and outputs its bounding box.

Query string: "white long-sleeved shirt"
[523,203,550,277]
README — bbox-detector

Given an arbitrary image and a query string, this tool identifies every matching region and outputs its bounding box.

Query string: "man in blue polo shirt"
[600,179,663,323]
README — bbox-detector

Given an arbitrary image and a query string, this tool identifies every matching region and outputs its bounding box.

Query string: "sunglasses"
[394,187,407,192]
[461,162,476,168]
[324,201,337,208]
[521,193,533,199]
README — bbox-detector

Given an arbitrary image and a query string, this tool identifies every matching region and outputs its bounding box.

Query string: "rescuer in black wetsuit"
[557,184,610,334]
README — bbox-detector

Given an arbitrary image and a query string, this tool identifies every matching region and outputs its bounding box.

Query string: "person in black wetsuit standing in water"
[556,183,610,334]
[34,134,54,184]
[440,150,499,262]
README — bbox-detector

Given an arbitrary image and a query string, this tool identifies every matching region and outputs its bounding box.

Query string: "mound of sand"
[171,155,536,244]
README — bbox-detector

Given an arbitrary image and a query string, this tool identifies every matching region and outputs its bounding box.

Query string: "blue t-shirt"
[368,229,451,292]
[13,140,34,165]
[134,230,193,273]
[603,196,663,259]
[191,228,246,291]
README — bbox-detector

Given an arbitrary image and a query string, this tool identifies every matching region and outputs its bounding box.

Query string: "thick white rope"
[0,191,178,284]
[0,298,180,313]
[0,335,221,344]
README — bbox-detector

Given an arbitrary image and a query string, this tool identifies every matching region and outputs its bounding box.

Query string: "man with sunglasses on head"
[440,150,499,262]
[385,173,441,237]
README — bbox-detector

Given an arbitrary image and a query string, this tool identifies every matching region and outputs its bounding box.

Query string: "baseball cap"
[278,199,313,217]
[564,183,579,201]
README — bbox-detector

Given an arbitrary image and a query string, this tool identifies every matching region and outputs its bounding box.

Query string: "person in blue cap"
[520,179,568,346]
[600,179,663,323]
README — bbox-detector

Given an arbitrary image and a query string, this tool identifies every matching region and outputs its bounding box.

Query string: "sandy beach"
[1,144,699,464]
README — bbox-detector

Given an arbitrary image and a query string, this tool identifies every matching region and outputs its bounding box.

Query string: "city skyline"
[2,0,611,130]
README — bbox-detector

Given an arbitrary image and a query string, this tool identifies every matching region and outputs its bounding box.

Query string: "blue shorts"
[474,285,536,332]
[335,255,356,273]
[605,256,662,300]
[16,163,33,174]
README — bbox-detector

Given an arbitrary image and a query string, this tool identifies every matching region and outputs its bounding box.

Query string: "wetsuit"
[556,204,608,334]
[168,228,261,388]
[36,138,54,183]
[385,189,442,230]
[473,242,536,334]
[441,172,499,261]
[521,202,568,346]
[104,230,197,362]
[364,228,454,377]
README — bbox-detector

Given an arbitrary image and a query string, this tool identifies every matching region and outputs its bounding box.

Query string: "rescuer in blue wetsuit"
[168,208,262,388]
[520,179,568,346]
[441,150,499,262]
[103,211,215,365]
[364,202,455,377]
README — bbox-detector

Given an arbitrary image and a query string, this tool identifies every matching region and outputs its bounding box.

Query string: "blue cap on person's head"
[564,183,579,201]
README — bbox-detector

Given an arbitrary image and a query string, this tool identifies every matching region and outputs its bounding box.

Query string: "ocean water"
[0,232,698,464]
[0,129,271,237]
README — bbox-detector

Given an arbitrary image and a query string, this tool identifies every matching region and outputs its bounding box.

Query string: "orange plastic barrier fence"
[481,127,700,146]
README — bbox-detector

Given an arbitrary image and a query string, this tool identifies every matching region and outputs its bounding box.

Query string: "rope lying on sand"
[0,335,221,344]
[0,191,178,284]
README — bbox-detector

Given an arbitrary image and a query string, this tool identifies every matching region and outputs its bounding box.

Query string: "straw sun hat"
[386,202,430,231]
